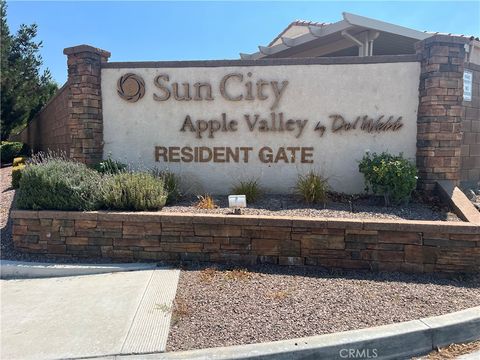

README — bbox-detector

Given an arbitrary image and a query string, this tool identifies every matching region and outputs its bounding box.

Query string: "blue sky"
[5,1,480,85]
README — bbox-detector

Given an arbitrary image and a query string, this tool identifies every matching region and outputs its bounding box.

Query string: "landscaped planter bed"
[165,194,459,221]
[3,163,479,272]
[10,207,480,273]
[166,264,480,352]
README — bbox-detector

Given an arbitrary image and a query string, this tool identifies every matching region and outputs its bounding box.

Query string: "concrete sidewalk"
[457,350,480,359]
[1,268,180,360]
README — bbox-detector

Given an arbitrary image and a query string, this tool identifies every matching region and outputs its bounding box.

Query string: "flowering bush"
[17,156,103,210]
[151,169,181,205]
[358,152,417,206]
[92,157,127,174]
[102,172,167,211]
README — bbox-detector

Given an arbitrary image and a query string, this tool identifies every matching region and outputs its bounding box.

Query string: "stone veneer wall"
[13,83,70,154]
[11,211,479,273]
[461,62,480,187]
[415,35,468,191]
[63,45,110,165]
[12,45,110,164]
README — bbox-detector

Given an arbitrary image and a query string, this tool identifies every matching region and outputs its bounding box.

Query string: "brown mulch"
[414,340,480,359]
[166,264,480,352]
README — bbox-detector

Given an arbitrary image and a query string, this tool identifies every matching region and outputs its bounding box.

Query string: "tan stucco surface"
[101,62,420,194]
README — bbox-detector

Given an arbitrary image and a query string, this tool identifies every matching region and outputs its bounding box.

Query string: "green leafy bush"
[11,163,25,189]
[152,169,181,205]
[1,141,27,164]
[358,152,417,206]
[102,172,167,211]
[231,179,262,203]
[92,157,127,174]
[16,157,103,210]
[294,171,329,204]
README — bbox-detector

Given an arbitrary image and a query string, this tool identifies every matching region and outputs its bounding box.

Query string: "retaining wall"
[11,211,480,273]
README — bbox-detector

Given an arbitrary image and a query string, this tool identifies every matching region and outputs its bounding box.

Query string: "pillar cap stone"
[422,34,470,45]
[63,44,111,59]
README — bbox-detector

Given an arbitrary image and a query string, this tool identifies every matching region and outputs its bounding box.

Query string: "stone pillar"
[415,35,468,192]
[63,45,111,165]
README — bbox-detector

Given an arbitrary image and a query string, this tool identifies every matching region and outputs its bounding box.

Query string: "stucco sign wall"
[102,61,420,194]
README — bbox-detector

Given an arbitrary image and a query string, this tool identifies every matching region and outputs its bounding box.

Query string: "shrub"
[195,194,217,209]
[13,156,27,167]
[358,152,417,206]
[92,157,127,174]
[11,163,26,189]
[102,172,167,211]
[152,169,181,204]
[294,171,329,204]
[1,141,27,164]
[231,179,262,203]
[16,158,103,210]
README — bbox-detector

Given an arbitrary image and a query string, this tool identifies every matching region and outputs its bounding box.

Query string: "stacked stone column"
[415,35,468,191]
[63,45,110,165]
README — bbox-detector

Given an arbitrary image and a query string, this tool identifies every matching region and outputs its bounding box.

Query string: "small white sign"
[228,195,247,209]
[464,70,473,101]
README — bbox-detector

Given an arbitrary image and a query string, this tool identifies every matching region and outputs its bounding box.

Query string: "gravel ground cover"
[1,166,20,261]
[165,194,459,221]
[167,264,480,352]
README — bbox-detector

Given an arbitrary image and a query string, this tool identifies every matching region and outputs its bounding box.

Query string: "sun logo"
[117,73,145,102]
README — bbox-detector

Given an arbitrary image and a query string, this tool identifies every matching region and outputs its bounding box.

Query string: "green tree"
[1,0,58,140]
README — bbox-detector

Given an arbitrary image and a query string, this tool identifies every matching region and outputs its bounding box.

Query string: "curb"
[0,260,157,279]
[87,306,480,360]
